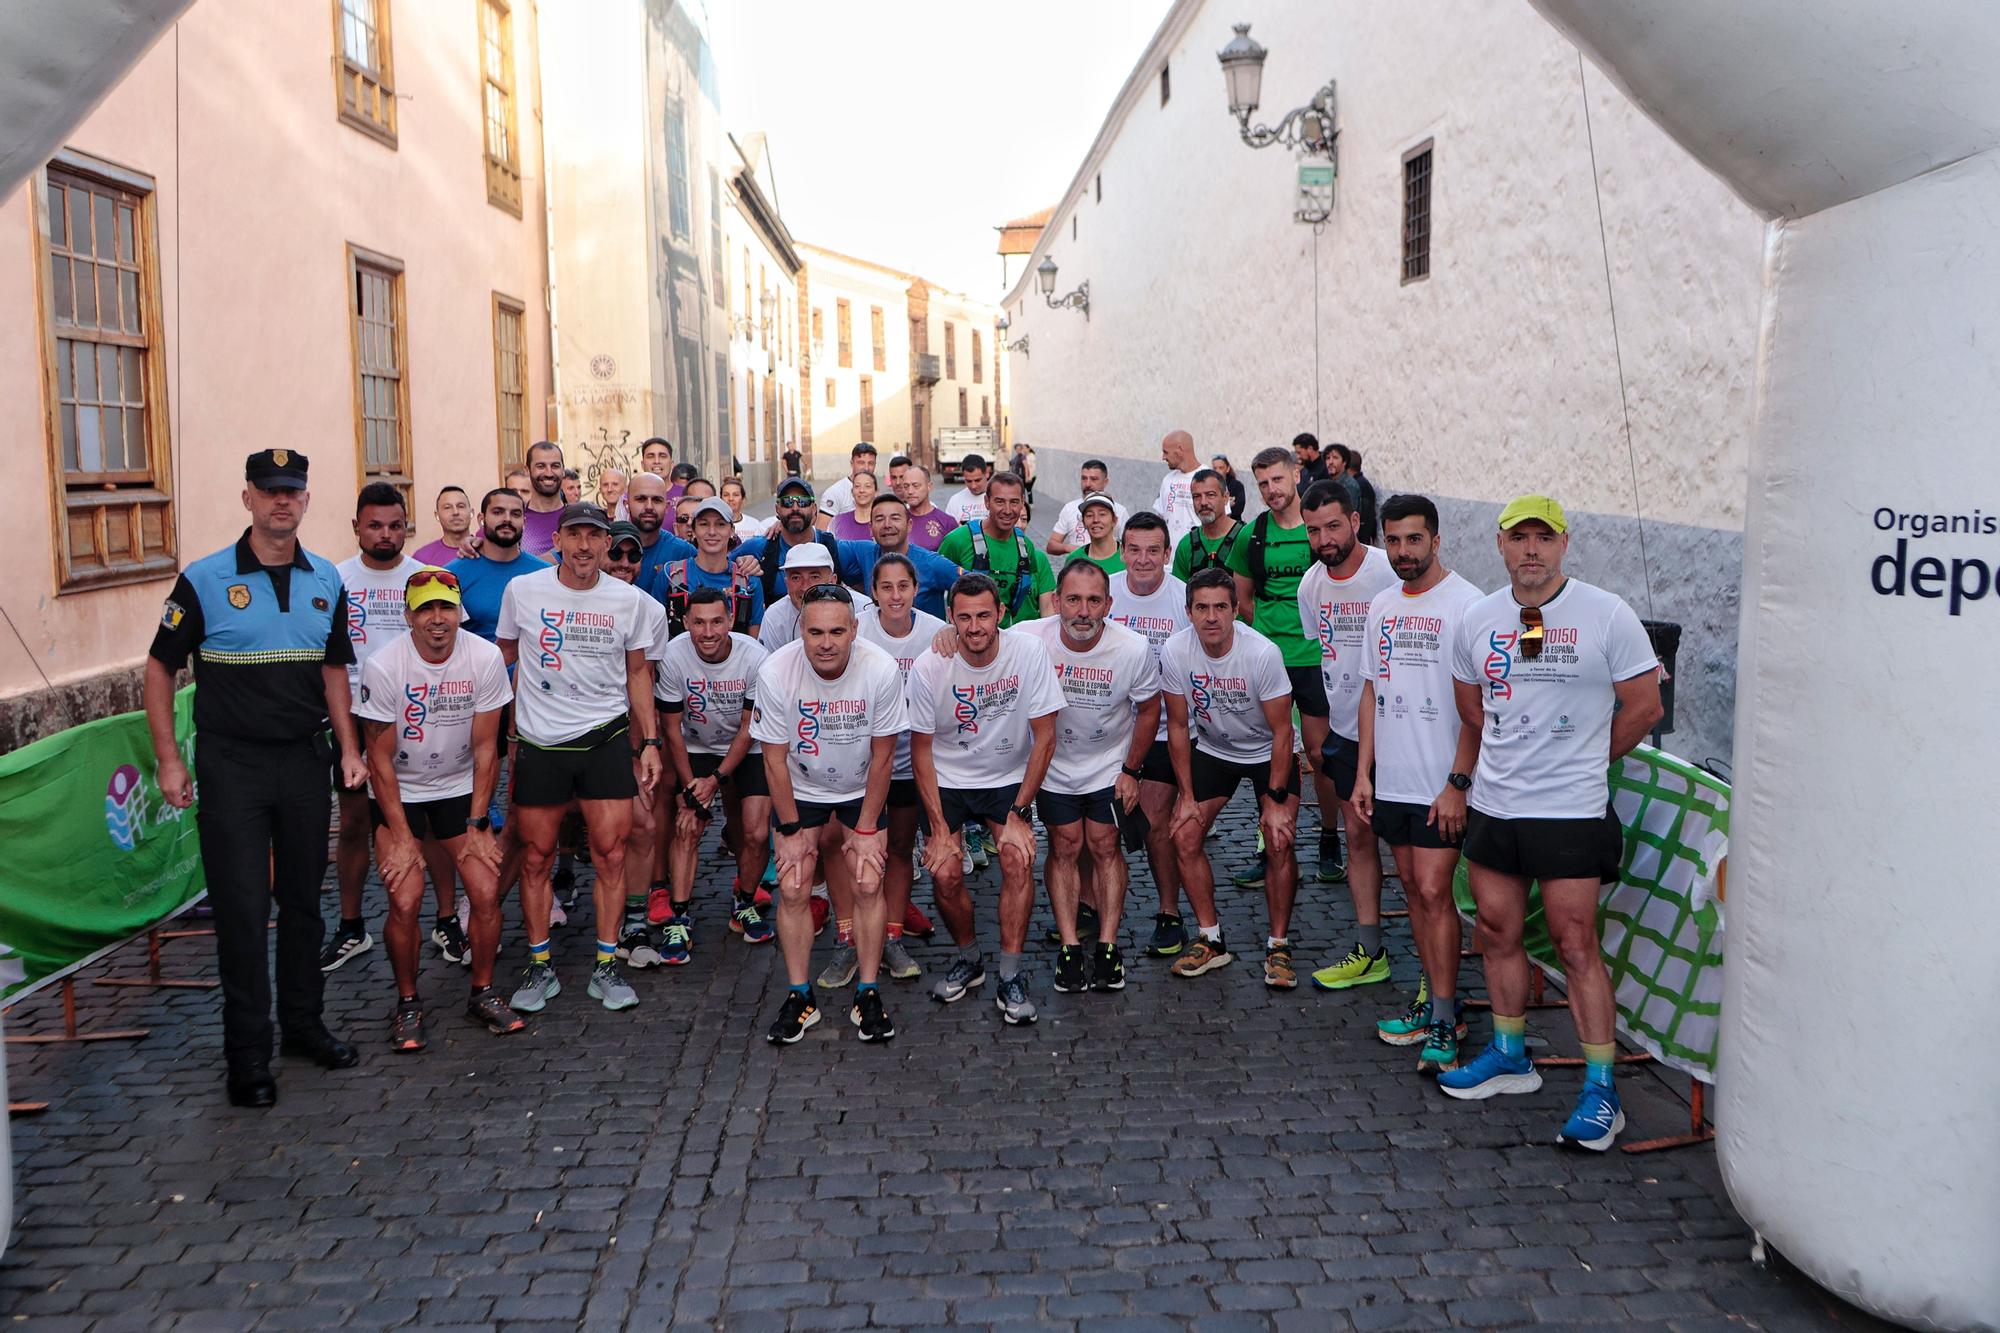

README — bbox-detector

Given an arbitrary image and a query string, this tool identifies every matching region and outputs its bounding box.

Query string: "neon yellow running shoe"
[1375,975,1432,1045]
[1311,942,1390,991]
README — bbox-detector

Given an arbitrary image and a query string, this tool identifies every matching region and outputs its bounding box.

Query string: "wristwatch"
[638,737,662,749]
[1262,786,1290,804]
[1010,804,1035,822]
[775,819,803,836]
[1120,764,1143,780]
[1446,771,1472,791]
[472,816,492,832]
[681,784,701,804]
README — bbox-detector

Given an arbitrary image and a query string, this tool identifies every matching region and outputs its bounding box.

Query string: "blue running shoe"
[1556,1084,1626,1152]
[1437,1041,1544,1100]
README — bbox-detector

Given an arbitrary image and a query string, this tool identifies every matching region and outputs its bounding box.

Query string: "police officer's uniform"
[149,450,359,1104]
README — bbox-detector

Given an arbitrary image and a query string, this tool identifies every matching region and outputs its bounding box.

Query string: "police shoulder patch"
[227,584,252,610]
[160,600,185,631]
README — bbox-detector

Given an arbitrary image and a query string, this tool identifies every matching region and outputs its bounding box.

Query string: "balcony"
[911,353,941,385]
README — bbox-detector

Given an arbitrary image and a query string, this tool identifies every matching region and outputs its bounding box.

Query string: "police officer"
[144,450,366,1107]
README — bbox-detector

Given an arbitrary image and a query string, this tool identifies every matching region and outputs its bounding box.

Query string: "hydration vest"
[664,559,756,640]
[966,523,1035,619]
[1189,520,1245,575]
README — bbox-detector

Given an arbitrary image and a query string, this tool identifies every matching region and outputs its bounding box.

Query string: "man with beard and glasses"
[1018,561,1160,994]
[412,486,473,565]
[754,583,906,1044]
[1171,469,1247,581]
[1350,495,1484,1073]
[497,503,664,1015]
[1295,480,1401,993]
[908,574,1065,1025]
[739,477,846,614]
[897,462,959,551]
[1106,512,1193,958]
[322,484,460,974]
[1440,495,1662,1154]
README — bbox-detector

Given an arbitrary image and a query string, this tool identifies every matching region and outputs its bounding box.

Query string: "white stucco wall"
[721,196,799,478]
[1002,0,1764,762]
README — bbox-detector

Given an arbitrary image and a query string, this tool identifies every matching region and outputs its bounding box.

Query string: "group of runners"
[277,430,1665,1153]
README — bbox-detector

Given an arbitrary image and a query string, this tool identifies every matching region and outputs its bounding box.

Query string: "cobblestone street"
[2,793,1878,1330]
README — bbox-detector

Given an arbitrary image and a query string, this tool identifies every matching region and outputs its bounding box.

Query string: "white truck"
[933,427,1000,483]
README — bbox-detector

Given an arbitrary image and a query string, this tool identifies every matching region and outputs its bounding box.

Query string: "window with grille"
[836,300,852,368]
[1402,141,1433,283]
[348,246,412,502]
[334,0,397,146]
[859,376,874,438]
[665,99,692,242]
[972,330,983,384]
[943,321,957,380]
[958,388,968,428]
[479,0,519,214]
[870,306,886,372]
[491,294,526,468]
[39,160,176,591]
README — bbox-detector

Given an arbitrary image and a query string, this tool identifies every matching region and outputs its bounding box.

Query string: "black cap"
[245,449,309,490]
[605,519,644,547]
[775,476,814,498]
[558,502,612,531]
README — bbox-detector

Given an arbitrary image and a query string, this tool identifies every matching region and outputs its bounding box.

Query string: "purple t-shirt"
[410,537,460,566]
[831,511,873,542]
[522,506,563,558]
[907,507,959,551]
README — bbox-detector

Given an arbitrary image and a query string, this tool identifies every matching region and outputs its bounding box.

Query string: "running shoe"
[618,922,664,969]
[1052,944,1089,993]
[548,899,568,929]
[318,929,373,973]
[1090,943,1127,991]
[1264,945,1298,990]
[995,972,1038,1025]
[431,918,470,965]
[1317,841,1347,883]
[588,961,639,1011]
[389,999,425,1053]
[467,988,525,1035]
[658,916,693,966]
[931,956,986,1003]
[552,865,578,912]
[1557,1085,1626,1153]
[960,843,976,877]
[1045,904,1099,947]
[1147,912,1187,957]
[817,941,859,990]
[645,886,673,926]
[809,894,830,935]
[850,988,897,1042]
[1310,943,1391,991]
[970,828,991,870]
[1437,1041,1544,1100]
[731,897,775,944]
[510,962,560,1013]
[1417,1018,1461,1074]
[902,901,936,939]
[1170,936,1233,978]
[1377,979,1433,1046]
[760,853,777,890]
[1231,863,1266,889]
[768,989,820,1044]
[882,936,922,981]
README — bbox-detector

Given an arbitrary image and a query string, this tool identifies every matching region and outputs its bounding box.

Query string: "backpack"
[665,559,756,640]
[757,531,842,606]
[966,523,1035,619]
[1189,520,1245,575]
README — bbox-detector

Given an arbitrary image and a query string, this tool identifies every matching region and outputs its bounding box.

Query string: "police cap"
[245,449,309,490]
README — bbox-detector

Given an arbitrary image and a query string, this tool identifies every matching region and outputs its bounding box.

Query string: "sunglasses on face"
[1518,606,1545,659]
[777,494,817,509]
[609,543,643,562]
[801,582,853,605]
[407,568,461,593]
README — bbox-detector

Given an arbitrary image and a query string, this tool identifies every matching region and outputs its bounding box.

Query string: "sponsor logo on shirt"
[1189,672,1214,722]
[402,682,429,741]
[537,608,566,669]
[685,677,710,725]
[1483,630,1517,701]
[951,684,979,734]
[796,700,822,755]
[1376,616,1397,680]
[347,589,369,642]
[1315,602,1337,656]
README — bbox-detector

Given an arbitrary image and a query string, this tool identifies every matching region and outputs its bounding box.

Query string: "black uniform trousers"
[194,732,332,1070]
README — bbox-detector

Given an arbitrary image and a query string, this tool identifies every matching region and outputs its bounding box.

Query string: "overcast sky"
[712,0,1176,300]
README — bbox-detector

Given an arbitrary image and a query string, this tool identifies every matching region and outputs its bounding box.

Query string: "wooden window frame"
[836,299,852,368]
[716,351,732,457]
[34,152,178,593]
[971,329,983,384]
[332,0,398,148]
[859,375,875,438]
[958,387,968,428]
[870,305,886,373]
[1401,139,1434,285]
[347,243,413,502]
[943,321,957,381]
[480,0,521,215]
[825,377,836,407]
[491,292,527,470]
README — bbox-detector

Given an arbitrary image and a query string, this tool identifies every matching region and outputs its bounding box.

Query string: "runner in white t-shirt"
[1295,482,1402,994]
[944,454,992,526]
[1159,569,1299,986]
[751,584,907,1044]
[1155,429,1204,549]
[1348,495,1485,1073]
[1018,562,1161,995]
[1438,495,1663,1155]
[496,504,664,1017]
[1106,514,1194,958]
[907,573,1065,1025]
[655,590,773,964]
[353,568,521,1050]
[856,556,948,986]
[324,486,459,975]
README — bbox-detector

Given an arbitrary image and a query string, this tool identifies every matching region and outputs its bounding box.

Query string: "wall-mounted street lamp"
[732,288,778,341]
[996,314,1031,357]
[1036,257,1089,319]
[1217,24,1337,162]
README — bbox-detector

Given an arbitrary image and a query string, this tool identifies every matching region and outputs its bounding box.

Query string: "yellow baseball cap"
[405,568,462,611]
[1497,494,1568,534]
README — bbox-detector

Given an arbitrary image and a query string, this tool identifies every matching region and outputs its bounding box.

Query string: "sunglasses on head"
[777,493,816,509]
[801,583,853,605]
[407,568,460,592]
[1518,606,1545,659]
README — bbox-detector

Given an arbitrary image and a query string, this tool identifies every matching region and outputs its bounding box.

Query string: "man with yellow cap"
[1440,495,1664,1152]
[353,567,523,1050]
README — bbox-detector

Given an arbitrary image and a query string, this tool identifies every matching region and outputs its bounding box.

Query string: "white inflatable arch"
[1528,3,2000,1328]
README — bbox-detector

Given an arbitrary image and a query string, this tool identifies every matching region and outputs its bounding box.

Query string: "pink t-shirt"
[411,537,459,566]
[831,511,873,542]
[907,507,959,551]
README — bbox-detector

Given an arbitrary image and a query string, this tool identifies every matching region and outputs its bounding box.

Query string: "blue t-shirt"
[648,554,767,627]
[838,543,962,620]
[635,531,699,603]
[448,551,551,641]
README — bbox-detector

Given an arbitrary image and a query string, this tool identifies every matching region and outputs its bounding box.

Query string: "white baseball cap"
[781,542,835,571]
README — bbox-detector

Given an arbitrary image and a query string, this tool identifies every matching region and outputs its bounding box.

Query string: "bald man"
[1156,430,1202,549]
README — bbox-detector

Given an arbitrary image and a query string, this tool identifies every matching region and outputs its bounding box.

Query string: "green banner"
[1454,744,1729,1082]
[0,686,205,1002]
